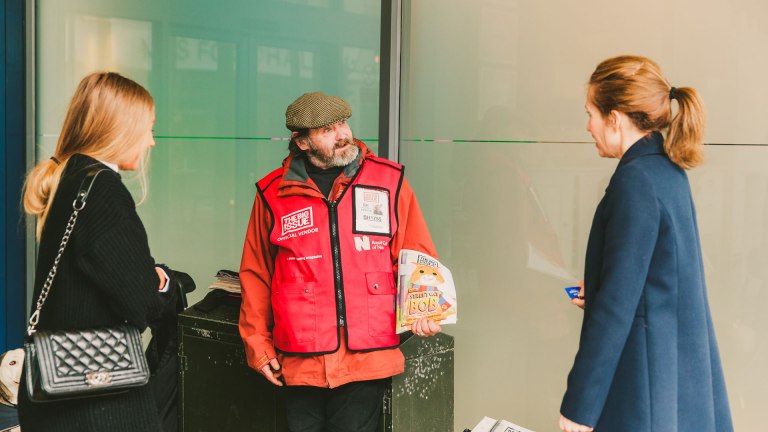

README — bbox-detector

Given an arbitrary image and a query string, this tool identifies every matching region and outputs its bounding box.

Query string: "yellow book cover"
[396,249,458,334]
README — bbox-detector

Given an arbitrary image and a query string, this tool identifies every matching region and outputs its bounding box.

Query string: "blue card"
[564,286,581,299]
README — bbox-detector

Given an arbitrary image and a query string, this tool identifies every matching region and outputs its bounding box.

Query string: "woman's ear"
[608,110,622,129]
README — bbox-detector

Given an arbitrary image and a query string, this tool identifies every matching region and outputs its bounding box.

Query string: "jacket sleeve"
[560,164,660,426]
[390,177,438,269]
[239,191,278,371]
[77,209,166,331]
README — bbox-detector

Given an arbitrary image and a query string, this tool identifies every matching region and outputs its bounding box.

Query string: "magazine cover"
[471,416,536,432]
[396,249,458,334]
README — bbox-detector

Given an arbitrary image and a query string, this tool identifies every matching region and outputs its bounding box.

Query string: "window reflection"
[72,15,152,85]
[37,0,381,310]
[257,46,292,76]
[175,37,221,71]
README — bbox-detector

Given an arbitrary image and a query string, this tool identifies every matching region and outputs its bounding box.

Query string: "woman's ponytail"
[665,86,706,169]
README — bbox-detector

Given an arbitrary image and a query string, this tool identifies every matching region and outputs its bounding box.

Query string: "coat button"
[373,284,379,289]
[304,289,309,293]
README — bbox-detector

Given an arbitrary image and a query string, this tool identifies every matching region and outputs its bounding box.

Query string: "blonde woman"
[559,56,733,432]
[18,72,173,432]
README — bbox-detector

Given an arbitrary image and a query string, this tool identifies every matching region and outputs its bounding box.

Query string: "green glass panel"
[36,0,381,305]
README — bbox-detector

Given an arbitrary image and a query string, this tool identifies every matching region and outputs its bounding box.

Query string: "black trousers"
[281,378,389,432]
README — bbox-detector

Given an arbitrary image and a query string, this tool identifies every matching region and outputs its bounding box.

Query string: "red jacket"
[258,156,402,353]
[239,141,437,388]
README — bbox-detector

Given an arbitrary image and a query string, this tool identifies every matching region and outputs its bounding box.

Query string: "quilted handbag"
[24,169,150,402]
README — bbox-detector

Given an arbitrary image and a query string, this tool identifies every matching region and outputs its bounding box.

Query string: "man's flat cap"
[285,92,352,131]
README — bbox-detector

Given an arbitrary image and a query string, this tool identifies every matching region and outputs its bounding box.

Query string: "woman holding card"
[559,56,733,432]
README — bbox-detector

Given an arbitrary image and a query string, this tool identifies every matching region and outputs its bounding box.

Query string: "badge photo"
[353,185,391,236]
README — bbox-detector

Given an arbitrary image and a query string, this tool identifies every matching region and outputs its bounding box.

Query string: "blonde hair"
[23,72,155,238]
[588,55,705,169]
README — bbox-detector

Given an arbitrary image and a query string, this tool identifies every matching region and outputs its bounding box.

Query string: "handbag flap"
[32,325,149,396]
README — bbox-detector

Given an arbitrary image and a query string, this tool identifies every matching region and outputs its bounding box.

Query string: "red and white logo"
[354,235,389,252]
[281,207,314,235]
[363,191,379,203]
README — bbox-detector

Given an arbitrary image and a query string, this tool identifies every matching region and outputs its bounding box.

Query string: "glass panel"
[401,0,768,430]
[36,0,381,306]
[401,139,768,431]
[401,140,610,429]
[401,0,768,145]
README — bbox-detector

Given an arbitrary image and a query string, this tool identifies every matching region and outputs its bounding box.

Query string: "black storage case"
[177,296,454,432]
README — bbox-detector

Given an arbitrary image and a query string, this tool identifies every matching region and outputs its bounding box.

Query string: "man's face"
[297,119,359,169]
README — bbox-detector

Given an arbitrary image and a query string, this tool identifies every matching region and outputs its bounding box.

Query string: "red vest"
[258,157,404,354]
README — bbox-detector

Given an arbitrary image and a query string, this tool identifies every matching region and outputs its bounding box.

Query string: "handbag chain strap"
[27,168,111,336]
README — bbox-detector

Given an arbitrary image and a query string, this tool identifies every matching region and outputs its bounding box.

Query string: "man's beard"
[306,137,359,169]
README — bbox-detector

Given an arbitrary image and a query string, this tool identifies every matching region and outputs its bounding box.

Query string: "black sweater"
[18,154,166,432]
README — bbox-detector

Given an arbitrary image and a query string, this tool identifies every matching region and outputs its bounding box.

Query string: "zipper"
[327,201,346,327]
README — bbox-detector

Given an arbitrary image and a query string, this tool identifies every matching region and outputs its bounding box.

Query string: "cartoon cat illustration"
[395,250,458,334]
[404,264,454,323]
[409,264,445,289]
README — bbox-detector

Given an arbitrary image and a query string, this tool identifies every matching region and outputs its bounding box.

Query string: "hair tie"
[669,87,677,100]
[50,156,60,165]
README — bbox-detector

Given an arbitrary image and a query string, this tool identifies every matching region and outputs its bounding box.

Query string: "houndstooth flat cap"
[285,92,352,131]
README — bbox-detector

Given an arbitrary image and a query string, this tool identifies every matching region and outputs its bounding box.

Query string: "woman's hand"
[559,414,593,432]
[155,266,168,291]
[571,280,585,310]
[411,317,442,337]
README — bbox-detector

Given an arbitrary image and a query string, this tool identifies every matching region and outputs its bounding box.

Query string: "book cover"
[396,249,457,334]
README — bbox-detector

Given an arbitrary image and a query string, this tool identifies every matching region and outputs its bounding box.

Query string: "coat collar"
[617,131,665,167]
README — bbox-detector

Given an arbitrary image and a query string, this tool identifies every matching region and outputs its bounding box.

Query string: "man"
[239,92,441,432]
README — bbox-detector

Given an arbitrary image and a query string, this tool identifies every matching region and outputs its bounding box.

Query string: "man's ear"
[292,132,310,151]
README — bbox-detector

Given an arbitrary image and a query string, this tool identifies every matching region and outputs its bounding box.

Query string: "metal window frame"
[24,0,36,327]
[1,0,32,351]
[379,0,402,162]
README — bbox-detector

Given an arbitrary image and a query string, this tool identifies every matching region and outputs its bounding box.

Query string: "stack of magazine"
[470,416,535,432]
[208,269,241,294]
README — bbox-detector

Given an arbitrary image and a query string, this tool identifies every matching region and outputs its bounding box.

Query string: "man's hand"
[559,414,593,432]
[411,317,441,337]
[571,280,585,310]
[259,358,284,386]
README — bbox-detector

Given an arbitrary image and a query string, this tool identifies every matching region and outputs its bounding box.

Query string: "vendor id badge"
[353,186,391,236]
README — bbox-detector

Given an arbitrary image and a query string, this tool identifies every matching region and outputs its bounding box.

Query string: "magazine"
[471,416,536,432]
[396,249,457,334]
[208,269,241,294]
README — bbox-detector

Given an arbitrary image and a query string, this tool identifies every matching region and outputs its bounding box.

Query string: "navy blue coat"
[560,132,733,431]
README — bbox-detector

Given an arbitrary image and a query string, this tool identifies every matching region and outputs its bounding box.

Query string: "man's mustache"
[335,138,354,148]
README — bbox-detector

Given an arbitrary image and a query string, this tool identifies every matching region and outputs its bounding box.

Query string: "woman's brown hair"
[588,55,705,169]
[23,72,154,238]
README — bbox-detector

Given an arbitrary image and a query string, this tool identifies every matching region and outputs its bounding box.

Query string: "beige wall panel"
[401,0,768,430]
[402,0,768,145]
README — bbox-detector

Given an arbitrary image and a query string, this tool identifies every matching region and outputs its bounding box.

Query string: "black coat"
[18,154,170,432]
[561,133,733,431]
